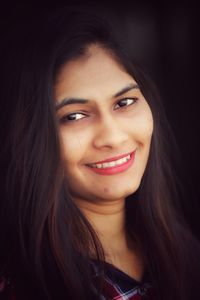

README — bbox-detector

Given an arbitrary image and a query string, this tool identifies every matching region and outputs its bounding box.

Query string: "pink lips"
[86,150,136,176]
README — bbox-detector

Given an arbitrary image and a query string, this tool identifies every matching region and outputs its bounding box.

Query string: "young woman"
[0,6,200,300]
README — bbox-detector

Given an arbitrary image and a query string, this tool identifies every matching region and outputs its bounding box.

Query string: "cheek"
[62,132,81,149]
[141,114,153,139]
[131,111,153,143]
[59,130,83,164]
[59,128,92,166]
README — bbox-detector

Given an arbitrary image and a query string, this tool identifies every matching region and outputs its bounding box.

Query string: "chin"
[97,182,141,201]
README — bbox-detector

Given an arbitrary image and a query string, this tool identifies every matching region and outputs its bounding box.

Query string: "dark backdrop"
[0,1,199,237]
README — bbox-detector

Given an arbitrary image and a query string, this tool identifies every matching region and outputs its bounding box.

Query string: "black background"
[0,0,200,237]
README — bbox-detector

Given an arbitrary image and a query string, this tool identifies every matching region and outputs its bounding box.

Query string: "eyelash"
[60,97,138,124]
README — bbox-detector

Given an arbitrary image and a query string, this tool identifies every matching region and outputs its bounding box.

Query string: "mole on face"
[103,187,110,194]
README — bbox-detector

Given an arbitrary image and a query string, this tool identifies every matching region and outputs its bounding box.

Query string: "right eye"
[60,112,88,123]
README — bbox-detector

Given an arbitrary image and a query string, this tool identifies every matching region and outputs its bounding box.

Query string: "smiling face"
[54,45,153,206]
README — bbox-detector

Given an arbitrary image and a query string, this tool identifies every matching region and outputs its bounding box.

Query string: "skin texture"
[54,45,153,281]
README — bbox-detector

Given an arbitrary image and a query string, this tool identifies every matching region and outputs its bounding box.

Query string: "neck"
[74,197,144,281]
[74,198,130,257]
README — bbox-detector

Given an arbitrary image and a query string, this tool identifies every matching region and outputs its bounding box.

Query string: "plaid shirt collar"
[91,260,156,300]
[0,261,156,300]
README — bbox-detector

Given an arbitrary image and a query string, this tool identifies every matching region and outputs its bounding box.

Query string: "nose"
[92,114,129,149]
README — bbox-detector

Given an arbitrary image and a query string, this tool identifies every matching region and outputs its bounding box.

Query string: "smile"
[89,154,131,169]
[86,150,136,175]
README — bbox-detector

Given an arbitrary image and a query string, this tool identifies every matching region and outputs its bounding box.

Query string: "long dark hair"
[0,6,200,300]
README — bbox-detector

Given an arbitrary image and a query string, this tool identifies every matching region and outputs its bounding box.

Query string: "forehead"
[54,45,136,100]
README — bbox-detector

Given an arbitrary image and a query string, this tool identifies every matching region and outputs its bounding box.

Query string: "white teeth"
[89,154,131,169]
[96,164,102,168]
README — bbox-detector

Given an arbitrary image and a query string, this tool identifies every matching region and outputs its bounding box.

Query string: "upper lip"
[87,150,135,165]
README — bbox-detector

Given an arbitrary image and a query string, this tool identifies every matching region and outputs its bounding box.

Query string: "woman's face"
[54,45,153,205]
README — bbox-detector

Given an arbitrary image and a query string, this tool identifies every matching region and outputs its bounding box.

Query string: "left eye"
[60,112,87,123]
[114,98,138,109]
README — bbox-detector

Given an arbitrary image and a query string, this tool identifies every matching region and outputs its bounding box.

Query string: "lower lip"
[86,151,136,176]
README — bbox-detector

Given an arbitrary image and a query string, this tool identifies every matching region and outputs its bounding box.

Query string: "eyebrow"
[55,83,139,111]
